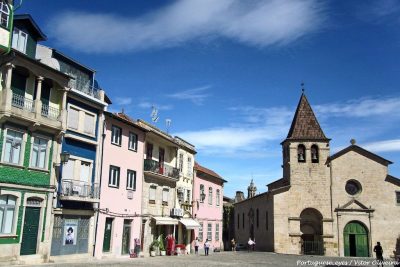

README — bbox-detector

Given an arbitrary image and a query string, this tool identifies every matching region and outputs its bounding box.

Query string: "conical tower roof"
[285,93,329,141]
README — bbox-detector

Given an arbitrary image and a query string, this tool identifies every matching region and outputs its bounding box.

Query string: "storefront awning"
[153,216,179,225]
[179,218,201,229]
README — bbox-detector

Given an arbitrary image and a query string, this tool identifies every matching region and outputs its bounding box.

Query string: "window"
[30,137,48,169]
[146,143,153,159]
[0,195,16,234]
[149,185,156,204]
[3,129,23,165]
[162,188,169,205]
[186,189,191,203]
[200,184,205,203]
[12,28,27,53]
[396,191,400,205]
[216,189,220,206]
[0,1,10,28]
[207,223,212,241]
[242,213,244,229]
[187,157,193,177]
[128,132,138,151]
[345,180,362,196]
[127,170,136,190]
[266,211,269,230]
[297,144,306,162]
[215,223,219,241]
[108,166,120,188]
[80,161,91,183]
[178,153,183,173]
[111,125,122,145]
[237,214,239,229]
[67,104,97,136]
[256,209,259,228]
[208,187,213,205]
[198,222,203,241]
[311,144,319,163]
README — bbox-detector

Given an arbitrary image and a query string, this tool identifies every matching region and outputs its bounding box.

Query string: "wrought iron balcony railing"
[144,159,179,180]
[61,179,100,199]
[41,103,60,120]
[68,79,101,100]
[11,93,35,112]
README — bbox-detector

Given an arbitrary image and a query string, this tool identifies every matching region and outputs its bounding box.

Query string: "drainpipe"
[92,118,106,257]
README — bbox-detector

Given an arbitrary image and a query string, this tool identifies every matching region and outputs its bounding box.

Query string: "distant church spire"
[247,179,257,199]
[285,91,329,141]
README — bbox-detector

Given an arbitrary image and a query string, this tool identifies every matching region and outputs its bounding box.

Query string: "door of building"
[20,207,40,255]
[103,218,113,252]
[122,220,132,255]
[344,222,369,257]
[159,148,165,174]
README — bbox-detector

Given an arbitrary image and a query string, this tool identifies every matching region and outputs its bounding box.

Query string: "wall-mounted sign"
[64,219,78,245]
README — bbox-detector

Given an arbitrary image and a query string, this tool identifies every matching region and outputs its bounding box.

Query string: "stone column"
[3,63,15,110]
[35,76,44,118]
[60,88,68,129]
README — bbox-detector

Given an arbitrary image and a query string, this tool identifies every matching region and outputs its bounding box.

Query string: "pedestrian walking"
[231,238,236,252]
[194,237,199,255]
[204,239,210,256]
[247,238,255,252]
[373,242,384,267]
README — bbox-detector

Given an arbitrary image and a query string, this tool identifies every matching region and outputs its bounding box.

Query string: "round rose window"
[345,180,362,195]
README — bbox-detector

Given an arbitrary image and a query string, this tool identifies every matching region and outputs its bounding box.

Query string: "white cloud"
[114,97,133,106]
[137,101,173,111]
[362,139,400,153]
[48,0,326,53]
[167,85,211,105]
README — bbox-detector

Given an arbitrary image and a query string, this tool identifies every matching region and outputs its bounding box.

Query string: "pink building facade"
[94,112,146,258]
[192,163,226,253]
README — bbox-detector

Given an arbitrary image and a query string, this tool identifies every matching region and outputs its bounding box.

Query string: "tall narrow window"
[200,184,205,203]
[84,113,95,135]
[266,211,269,230]
[186,189,191,203]
[198,222,203,241]
[149,185,156,204]
[108,166,120,188]
[242,213,244,229]
[215,223,219,241]
[178,153,184,173]
[208,187,213,205]
[297,144,306,162]
[256,209,259,228]
[311,145,319,163]
[67,107,79,130]
[62,158,75,180]
[187,157,193,177]
[0,1,10,28]
[111,125,122,145]
[396,191,400,205]
[0,195,16,234]
[216,189,220,206]
[127,170,136,190]
[3,129,23,165]
[80,161,91,184]
[237,214,240,229]
[146,143,153,159]
[128,132,138,151]
[12,28,27,53]
[31,137,48,169]
[162,188,169,205]
[207,223,212,241]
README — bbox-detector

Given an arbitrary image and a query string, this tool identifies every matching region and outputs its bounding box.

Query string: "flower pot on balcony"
[150,251,156,257]
[160,250,166,256]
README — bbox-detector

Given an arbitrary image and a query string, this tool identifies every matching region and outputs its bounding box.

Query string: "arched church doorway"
[344,221,369,257]
[300,208,324,255]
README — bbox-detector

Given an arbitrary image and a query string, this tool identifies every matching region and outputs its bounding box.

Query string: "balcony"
[11,93,35,112]
[144,159,179,180]
[41,103,60,120]
[60,179,100,203]
[69,79,101,100]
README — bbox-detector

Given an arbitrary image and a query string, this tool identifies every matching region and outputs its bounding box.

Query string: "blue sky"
[19,0,400,197]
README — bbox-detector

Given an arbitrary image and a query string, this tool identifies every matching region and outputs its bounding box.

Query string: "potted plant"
[150,240,159,257]
[158,234,166,256]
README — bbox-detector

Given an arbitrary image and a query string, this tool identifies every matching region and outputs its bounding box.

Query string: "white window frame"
[149,185,157,203]
[200,184,205,203]
[12,28,28,53]
[0,1,10,28]
[178,153,183,173]
[0,190,21,236]
[208,187,213,205]
[207,223,212,241]
[162,188,169,205]
[1,127,26,166]
[127,170,136,191]
[108,165,120,188]
[187,156,193,177]
[215,223,219,241]
[29,135,51,170]
[111,125,122,146]
[216,189,220,206]
[128,132,137,151]
[67,104,97,137]
[198,222,203,242]
[62,155,93,184]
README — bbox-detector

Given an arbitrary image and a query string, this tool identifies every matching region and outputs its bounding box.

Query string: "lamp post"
[60,151,70,165]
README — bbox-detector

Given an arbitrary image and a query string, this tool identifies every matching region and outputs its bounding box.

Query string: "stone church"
[234,93,400,259]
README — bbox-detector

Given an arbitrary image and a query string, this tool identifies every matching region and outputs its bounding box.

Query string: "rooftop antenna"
[150,105,159,124]
[166,119,172,134]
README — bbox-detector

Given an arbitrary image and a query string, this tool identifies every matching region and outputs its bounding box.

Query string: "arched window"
[199,184,205,203]
[0,195,16,234]
[311,145,319,163]
[0,1,10,28]
[208,187,213,205]
[297,144,306,162]
[216,189,220,206]
[256,209,259,228]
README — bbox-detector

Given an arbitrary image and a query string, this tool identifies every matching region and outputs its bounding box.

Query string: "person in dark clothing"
[373,242,384,267]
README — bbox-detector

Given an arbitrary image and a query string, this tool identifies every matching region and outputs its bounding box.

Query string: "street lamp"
[60,152,70,165]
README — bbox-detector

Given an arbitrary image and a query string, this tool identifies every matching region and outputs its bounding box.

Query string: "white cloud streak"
[48,0,326,53]
[114,97,132,106]
[167,85,211,105]
[362,139,400,153]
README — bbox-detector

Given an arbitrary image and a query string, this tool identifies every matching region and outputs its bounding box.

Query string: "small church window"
[311,145,319,163]
[297,144,306,162]
[396,191,400,205]
[345,180,362,196]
